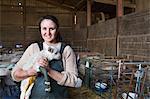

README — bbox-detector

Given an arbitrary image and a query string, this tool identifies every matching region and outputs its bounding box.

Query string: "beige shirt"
[11,43,79,87]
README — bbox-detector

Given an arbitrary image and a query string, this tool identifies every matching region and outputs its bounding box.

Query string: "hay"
[69,86,106,99]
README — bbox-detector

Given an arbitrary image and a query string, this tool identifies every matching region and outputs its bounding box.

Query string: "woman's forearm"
[47,68,64,82]
[13,66,38,81]
[13,68,29,81]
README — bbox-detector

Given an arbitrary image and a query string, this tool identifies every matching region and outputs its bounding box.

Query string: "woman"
[11,15,80,99]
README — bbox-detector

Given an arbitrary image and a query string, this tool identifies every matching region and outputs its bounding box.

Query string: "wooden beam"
[95,0,136,8]
[74,0,87,11]
[37,0,75,10]
[75,0,86,7]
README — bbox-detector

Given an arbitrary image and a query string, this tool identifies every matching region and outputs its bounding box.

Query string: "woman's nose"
[47,29,51,33]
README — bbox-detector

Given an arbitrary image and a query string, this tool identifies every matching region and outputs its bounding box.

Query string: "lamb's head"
[34,46,61,72]
[41,46,61,61]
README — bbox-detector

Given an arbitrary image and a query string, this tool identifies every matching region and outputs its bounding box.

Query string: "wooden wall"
[0,0,76,48]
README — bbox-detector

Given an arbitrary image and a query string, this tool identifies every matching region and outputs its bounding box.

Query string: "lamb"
[20,46,61,99]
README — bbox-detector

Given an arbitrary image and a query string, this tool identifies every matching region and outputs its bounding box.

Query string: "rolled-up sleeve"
[57,46,78,87]
[11,43,40,81]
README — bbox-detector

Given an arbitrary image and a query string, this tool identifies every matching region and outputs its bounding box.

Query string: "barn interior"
[0,0,150,99]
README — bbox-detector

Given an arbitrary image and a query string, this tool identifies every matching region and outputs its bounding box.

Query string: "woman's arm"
[47,46,79,87]
[47,68,64,82]
[13,67,37,81]
[11,43,39,81]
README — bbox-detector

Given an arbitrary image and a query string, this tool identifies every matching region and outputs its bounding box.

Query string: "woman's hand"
[37,57,50,70]
[26,67,38,76]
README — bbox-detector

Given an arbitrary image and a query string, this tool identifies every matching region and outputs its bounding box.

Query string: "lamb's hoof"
[45,81,50,85]
[45,87,51,92]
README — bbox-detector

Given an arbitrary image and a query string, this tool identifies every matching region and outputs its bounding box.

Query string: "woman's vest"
[30,42,69,99]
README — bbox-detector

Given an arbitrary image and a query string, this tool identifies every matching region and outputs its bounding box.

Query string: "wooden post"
[115,0,123,98]
[87,0,92,27]
[86,0,92,50]
[117,0,123,17]
[23,0,26,42]
[116,0,123,56]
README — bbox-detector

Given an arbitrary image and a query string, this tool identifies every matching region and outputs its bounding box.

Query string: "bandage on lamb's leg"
[39,67,51,92]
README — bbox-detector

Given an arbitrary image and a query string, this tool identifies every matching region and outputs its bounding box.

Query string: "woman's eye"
[43,27,47,30]
[49,28,55,30]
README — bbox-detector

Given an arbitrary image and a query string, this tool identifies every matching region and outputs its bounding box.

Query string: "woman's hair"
[39,15,62,42]
[39,15,59,30]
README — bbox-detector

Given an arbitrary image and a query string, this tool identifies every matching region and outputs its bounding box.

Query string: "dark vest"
[30,42,69,99]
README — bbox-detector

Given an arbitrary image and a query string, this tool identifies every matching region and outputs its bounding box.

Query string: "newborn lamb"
[20,46,61,99]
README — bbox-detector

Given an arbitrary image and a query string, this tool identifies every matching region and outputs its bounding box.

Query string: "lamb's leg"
[39,67,51,92]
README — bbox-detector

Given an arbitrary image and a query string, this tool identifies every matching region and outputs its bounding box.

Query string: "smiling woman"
[39,16,58,43]
[40,19,57,43]
[39,15,62,44]
[11,15,82,99]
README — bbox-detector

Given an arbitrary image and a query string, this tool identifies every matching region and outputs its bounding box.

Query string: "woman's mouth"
[45,34,51,38]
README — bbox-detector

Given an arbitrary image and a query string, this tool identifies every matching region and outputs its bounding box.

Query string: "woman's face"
[40,19,58,43]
